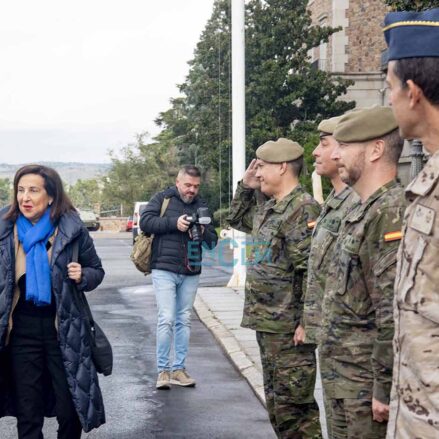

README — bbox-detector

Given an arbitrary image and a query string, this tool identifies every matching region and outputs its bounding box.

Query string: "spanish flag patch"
[307,220,317,229]
[384,231,403,242]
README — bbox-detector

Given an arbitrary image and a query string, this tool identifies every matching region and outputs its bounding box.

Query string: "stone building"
[307,0,413,184]
[307,0,389,107]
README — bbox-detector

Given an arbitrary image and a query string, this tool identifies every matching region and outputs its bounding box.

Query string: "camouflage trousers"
[256,331,322,439]
[327,398,387,439]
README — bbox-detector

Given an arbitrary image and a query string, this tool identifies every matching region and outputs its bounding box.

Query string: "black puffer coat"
[0,207,106,432]
[140,186,218,275]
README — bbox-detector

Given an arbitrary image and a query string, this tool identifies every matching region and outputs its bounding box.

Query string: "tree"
[0,178,11,208]
[101,133,180,215]
[155,0,354,206]
[154,0,233,214]
[385,0,439,10]
[245,0,353,152]
[67,179,102,211]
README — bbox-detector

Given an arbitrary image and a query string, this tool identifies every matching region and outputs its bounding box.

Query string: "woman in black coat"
[0,164,106,438]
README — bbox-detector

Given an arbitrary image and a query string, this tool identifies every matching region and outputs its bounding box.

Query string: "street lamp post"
[227,0,247,288]
[410,139,424,180]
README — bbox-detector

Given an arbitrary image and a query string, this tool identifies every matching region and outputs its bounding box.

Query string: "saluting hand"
[242,159,261,190]
[67,262,82,284]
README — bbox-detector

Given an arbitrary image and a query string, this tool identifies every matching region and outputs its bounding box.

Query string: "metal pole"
[410,139,424,180]
[227,0,246,288]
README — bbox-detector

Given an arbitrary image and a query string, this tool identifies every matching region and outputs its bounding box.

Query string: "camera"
[185,207,211,242]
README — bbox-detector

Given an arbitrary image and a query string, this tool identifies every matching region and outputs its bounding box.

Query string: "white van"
[132,201,148,243]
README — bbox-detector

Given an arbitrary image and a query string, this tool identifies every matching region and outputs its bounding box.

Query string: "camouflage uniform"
[227,181,321,439]
[303,186,359,437]
[319,180,406,439]
[304,187,359,344]
[387,153,439,439]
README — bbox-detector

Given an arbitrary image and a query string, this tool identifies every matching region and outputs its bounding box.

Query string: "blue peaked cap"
[384,8,439,60]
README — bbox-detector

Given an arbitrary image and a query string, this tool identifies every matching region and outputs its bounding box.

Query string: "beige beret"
[318,116,342,135]
[256,138,304,163]
[334,106,398,143]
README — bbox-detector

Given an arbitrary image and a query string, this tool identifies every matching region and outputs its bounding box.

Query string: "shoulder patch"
[384,231,402,242]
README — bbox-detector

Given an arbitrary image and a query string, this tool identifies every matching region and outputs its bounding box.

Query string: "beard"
[178,190,196,204]
[339,152,365,186]
[181,195,194,204]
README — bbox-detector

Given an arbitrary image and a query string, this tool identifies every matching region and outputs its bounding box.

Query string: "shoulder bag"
[130,197,170,275]
[72,240,113,376]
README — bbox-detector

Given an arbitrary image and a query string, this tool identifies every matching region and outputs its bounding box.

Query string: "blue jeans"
[151,269,200,372]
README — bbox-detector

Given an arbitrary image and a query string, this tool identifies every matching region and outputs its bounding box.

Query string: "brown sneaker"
[156,371,171,390]
[170,369,196,387]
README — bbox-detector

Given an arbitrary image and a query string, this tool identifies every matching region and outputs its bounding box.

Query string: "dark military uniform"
[319,180,406,439]
[227,181,322,439]
[303,186,359,437]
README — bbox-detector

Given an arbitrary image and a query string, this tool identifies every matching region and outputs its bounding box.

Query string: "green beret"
[256,138,304,163]
[334,106,398,143]
[318,116,342,136]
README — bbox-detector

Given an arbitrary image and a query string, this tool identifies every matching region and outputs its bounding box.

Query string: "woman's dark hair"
[4,164,75,222]
[394,57,439,106]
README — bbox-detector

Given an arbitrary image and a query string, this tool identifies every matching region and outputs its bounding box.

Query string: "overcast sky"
[0,0,214,164]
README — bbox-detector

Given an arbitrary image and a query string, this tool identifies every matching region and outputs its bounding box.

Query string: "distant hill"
[0,162,111,185]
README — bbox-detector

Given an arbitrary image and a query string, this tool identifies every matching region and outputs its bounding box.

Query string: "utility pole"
[227,0,247,288]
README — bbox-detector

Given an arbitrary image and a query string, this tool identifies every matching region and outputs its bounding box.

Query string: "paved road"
[1,233,275,439]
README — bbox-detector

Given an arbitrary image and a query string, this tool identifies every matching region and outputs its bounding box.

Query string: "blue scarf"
[17,208,56,306]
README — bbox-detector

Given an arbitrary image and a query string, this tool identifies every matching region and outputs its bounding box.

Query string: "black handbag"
[72,241,113,376]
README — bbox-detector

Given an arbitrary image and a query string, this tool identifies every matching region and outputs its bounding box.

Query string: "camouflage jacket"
[319,180,406,404]
[303,186,359,345]
[227,181,321,334]
[387,152,439,438]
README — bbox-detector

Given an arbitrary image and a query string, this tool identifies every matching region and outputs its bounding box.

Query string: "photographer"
[140,165,217,390]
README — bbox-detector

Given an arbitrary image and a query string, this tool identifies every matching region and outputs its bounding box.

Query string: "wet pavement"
[0,233,275,439]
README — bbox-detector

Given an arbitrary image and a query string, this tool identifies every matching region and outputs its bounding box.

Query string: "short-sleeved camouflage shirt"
[227,182,321,333]
[319,180,406,403]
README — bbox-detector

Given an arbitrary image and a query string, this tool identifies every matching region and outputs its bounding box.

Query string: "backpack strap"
[143,197,170,240]
[160,197,170,217]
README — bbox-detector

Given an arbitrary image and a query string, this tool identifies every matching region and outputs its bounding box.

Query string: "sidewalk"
[194,286,328,438]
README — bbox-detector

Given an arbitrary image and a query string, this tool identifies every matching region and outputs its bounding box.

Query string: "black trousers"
[9,313,82,439]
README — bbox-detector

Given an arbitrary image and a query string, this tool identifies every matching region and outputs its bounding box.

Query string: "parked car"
[132,202,148,243]
[126,216,133,232]
[77,209,100,231]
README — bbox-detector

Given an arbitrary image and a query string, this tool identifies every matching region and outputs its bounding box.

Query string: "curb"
[193,294,266,406]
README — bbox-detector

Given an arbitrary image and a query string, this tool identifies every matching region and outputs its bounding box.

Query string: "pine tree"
[156,0,354,209]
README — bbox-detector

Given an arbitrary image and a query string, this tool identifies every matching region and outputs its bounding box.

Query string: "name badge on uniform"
[409,204,435,236]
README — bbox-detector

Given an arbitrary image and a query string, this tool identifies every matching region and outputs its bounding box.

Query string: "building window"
[318,16,328,71]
